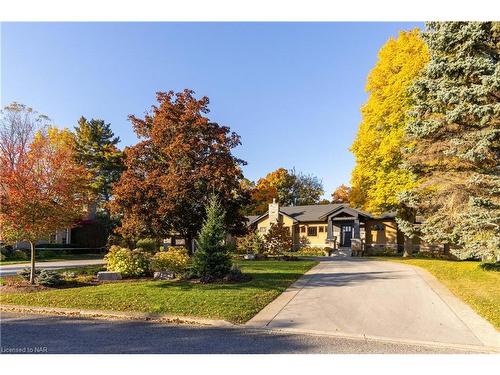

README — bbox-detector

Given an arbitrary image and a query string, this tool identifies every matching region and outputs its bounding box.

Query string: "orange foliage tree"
[0,103,90,283]
[110,90,249,251]
[331,184,352,203]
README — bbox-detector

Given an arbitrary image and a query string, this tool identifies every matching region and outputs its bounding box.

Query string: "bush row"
[104,245,190,278]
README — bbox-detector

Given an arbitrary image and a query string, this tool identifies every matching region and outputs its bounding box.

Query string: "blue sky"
[1,22,422,198]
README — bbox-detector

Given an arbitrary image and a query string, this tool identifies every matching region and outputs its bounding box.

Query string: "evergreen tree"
[74,116,124,208]
[192,195,232,281]
[401,22,500,260]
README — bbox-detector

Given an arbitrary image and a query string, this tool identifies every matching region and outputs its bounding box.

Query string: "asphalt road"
[0,259,105,276]
[0,312,476,354]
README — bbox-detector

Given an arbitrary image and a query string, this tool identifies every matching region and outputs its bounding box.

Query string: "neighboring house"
[246,199,438,254]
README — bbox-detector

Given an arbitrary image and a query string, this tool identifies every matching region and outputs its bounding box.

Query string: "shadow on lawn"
[147,268,406,291]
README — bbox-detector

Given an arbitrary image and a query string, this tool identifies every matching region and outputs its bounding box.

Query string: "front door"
[341,225,352,247]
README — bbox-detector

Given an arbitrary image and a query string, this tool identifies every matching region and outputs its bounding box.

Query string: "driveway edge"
[246,261,325,328]
[0,304,234,327]
[408,264,500,348]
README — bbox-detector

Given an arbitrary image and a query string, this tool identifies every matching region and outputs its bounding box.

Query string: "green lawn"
[0,254,104,265]
[0,260,317,324]
[378,257,500,329]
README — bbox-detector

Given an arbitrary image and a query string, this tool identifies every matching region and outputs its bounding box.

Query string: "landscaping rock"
[97,271,122,281]
[154,271,175,280]
[243,254,255,260]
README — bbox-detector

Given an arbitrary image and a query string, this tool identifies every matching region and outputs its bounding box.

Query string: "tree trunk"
[401,207,416,258]
[29,241,36,284]
[403,235,413,258]
[443,243,450,255]
[186,235,194,256]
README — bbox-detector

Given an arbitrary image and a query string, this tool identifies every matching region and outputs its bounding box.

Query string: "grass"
[378,257,500,329]
[0,260,317,324]
[0,253,104,265]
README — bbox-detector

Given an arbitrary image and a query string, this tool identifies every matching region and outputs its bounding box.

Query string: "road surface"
[0,259,104,276]
[0,312,474,354]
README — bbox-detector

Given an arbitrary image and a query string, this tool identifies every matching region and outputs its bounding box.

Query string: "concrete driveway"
[247,258,500,351]
[0,259,104,276]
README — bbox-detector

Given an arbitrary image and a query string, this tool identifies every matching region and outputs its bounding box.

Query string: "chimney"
[269,198,279,224]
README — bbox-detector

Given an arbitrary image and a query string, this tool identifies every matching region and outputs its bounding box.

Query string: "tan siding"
[365,219,398,245]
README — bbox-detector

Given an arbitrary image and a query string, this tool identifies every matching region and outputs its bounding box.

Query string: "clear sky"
[1,22,422,198]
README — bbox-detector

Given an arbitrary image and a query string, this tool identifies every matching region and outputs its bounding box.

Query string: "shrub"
[479,262,500,272]
[236,232,265,255]
[1,244,14,257]
[298,236,311,249]
[294,247,325,256]
[12,249,28,260]
[104,245,151,277]
[151,247,190,274]
[37,270,63,286]
[0,253,5,261]
[136,238,160,253]
[18,268,41,281]
[264,221,293,256]
[223,265,249,282]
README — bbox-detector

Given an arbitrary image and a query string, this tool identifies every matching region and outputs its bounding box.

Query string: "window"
[294,226,300,234]
[319,226,324,233]
[258,227,267,233]
[324,226,328,232]
[307,226,317,236]
[300,226,306,233]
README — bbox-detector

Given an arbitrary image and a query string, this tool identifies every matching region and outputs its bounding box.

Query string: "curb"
[256,326,500,354]
[0,304,234,328]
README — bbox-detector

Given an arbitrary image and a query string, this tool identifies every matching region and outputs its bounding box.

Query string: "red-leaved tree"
[110,90,249,252]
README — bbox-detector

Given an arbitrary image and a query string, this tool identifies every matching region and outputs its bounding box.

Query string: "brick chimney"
[269,198,279,224]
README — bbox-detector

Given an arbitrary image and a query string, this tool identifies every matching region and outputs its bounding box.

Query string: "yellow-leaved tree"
[350,29,429,216]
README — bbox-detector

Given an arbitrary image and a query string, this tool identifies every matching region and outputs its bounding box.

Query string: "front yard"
[0,260,317,324]
[379,257,500,330]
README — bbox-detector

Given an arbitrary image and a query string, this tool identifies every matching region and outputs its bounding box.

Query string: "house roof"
[280,203,344,221]
[246,203,382,225]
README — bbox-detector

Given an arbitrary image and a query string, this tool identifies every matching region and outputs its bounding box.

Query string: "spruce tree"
[401,22,500,260]
[192,195,232,281]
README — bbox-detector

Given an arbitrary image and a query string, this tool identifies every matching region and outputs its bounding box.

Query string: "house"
[246,199,410,254]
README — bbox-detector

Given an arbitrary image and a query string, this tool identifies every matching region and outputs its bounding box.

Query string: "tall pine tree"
[400,22,500,260]
[74,117,124,209]
[192,195,232,281]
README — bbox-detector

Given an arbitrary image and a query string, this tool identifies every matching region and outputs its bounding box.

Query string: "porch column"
[327,218,333,240]
[353,219,360,239]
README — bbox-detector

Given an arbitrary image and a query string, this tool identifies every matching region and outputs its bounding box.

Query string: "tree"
[73,117,124,208]
[110,90,248,249]
[246,168,324,214]
[331,184,352,203]
[349,29,429,256]
[400,22,500,260]
[264,221,293,255]
[192,195,232,281]
[0,104,89,283]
